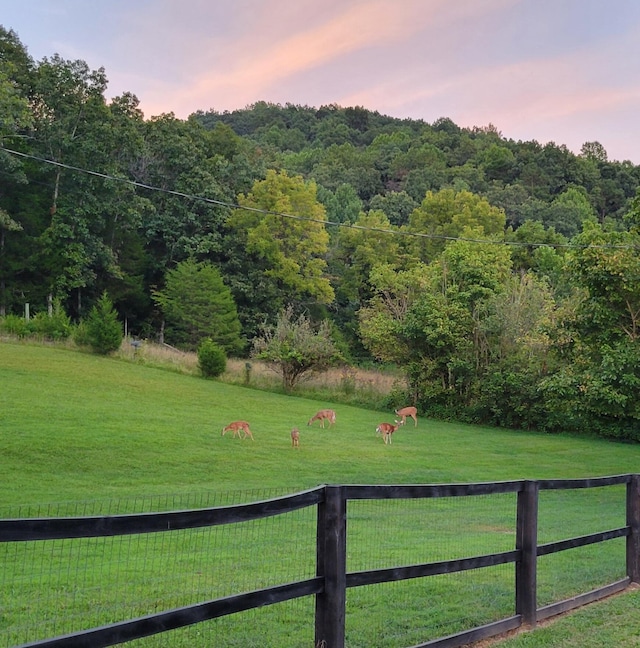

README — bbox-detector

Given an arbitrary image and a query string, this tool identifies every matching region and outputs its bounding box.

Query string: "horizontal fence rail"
[0,486,326,541]
[1,475,638,648]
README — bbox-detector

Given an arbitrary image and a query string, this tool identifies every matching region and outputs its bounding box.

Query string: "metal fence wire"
[0,477,637,648]
[0,489,317,648]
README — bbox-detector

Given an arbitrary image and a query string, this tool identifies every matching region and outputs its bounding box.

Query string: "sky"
[2,0,640,164]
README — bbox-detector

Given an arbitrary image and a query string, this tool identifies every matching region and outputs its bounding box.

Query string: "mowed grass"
[2,341,639,507]
[2,341,640,647]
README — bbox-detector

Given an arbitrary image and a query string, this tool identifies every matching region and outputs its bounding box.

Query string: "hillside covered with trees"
[2,26,640,440]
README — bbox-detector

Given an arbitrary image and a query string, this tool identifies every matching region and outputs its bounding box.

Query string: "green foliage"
[0,30,32,141]
[316,182,363,223]
[438,231,513,307]
[358,263,431,363]
[568,222,640,344]
[252,305,343,391]
[0,302,72,341]
[72,320,91,347]
[231,169,334,305]
[27,301,72,340]
[540,340,640,441]
[0,313,29,337]
[197,338,227,378]
[472,359,547,430]
[83,292,123,355]
[368,190,418,226]
[404,188,507,261]
[153,259,243,353]
[403,292,475,399]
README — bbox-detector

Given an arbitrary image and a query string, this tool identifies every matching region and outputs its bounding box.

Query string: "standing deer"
[291,427,300,448]
[394,406,418,427]
[307,409,336,429]
[222,421,254,440]
[376,420,404,444]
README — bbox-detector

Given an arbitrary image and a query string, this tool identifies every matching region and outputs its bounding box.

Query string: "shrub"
[198,338,227,378]
[27,301,72,340]
[84,292,123,355]
[73,321,91,347]
[0,314,29,337]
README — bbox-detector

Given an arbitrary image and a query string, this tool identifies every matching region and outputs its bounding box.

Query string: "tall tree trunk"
[51,168,60,217]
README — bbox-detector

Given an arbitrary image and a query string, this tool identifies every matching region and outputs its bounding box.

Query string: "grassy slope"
[3,341,640,646]
[2,341,639,507]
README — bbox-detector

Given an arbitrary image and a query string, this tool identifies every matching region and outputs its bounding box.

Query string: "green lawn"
[1,341,640,648]
[2,342,638,506]
[487,586,640,647]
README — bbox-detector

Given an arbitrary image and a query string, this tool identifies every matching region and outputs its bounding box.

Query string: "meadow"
[1,340,640,647]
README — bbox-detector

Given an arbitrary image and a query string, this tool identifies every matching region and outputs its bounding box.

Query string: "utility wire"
[1,146,637,250]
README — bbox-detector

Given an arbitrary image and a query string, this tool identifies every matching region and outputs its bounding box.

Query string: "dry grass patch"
[115,339,404,400]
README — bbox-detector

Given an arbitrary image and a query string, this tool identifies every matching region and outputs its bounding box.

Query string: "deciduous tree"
[252,305,342,392]
[230,170,334,306]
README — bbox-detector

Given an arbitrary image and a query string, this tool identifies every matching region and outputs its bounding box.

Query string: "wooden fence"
[1,474,638,648]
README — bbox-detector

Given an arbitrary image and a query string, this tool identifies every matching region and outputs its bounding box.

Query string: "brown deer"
[291,427,300,448]
[394,406,418,427]
[376,420,404,444]
[221,421,254,440]
[307,409,336,429]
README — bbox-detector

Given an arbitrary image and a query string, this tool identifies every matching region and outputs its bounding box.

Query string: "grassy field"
[3,341,639,505]
[2,340,640,647]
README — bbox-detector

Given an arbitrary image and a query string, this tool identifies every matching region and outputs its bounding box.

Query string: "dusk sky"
[3,0,640,163]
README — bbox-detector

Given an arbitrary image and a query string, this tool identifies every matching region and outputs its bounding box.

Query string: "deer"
[394,406,418,427]
[376,419,404,444]
[221,421,254,440]
[291,427,300,448]
[307,409,336,429]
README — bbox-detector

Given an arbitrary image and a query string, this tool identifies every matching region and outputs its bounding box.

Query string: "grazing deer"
[221,421,254,440]
[394,406,418,427]
[307,409,336,429]
[376,420,404,444]
[291,427,300,448]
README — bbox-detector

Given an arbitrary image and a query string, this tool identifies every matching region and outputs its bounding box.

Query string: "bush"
[473,362,546,430]
[198,338,227,378]
[27,301,72,340]
[0,314,29,337]
[72,321,91,347]
[84,292,123,355]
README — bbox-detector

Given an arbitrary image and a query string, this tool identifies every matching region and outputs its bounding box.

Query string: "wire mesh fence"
[536,484,628,609]
[0,481,634,648]
[0,489,317,648]
[344,493,517,646]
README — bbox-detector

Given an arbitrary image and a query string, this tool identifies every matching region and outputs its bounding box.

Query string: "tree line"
[1,26,640,440]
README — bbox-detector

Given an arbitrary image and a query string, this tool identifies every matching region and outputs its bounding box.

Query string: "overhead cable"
[1,146,637,251]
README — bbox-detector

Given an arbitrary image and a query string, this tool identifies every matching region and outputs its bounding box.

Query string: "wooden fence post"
[315,485,347,648]
[627,474,640,583]
[516,480,539,626]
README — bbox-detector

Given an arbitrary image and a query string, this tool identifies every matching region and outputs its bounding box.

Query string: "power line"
[1,146,637,251]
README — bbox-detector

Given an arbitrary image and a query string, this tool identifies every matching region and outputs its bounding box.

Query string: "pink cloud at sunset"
[2,0,640,162]
[165,0,519,116]
[173,1,435,110]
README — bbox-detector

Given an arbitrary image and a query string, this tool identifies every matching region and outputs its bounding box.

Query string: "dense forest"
[2,26,640,440]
